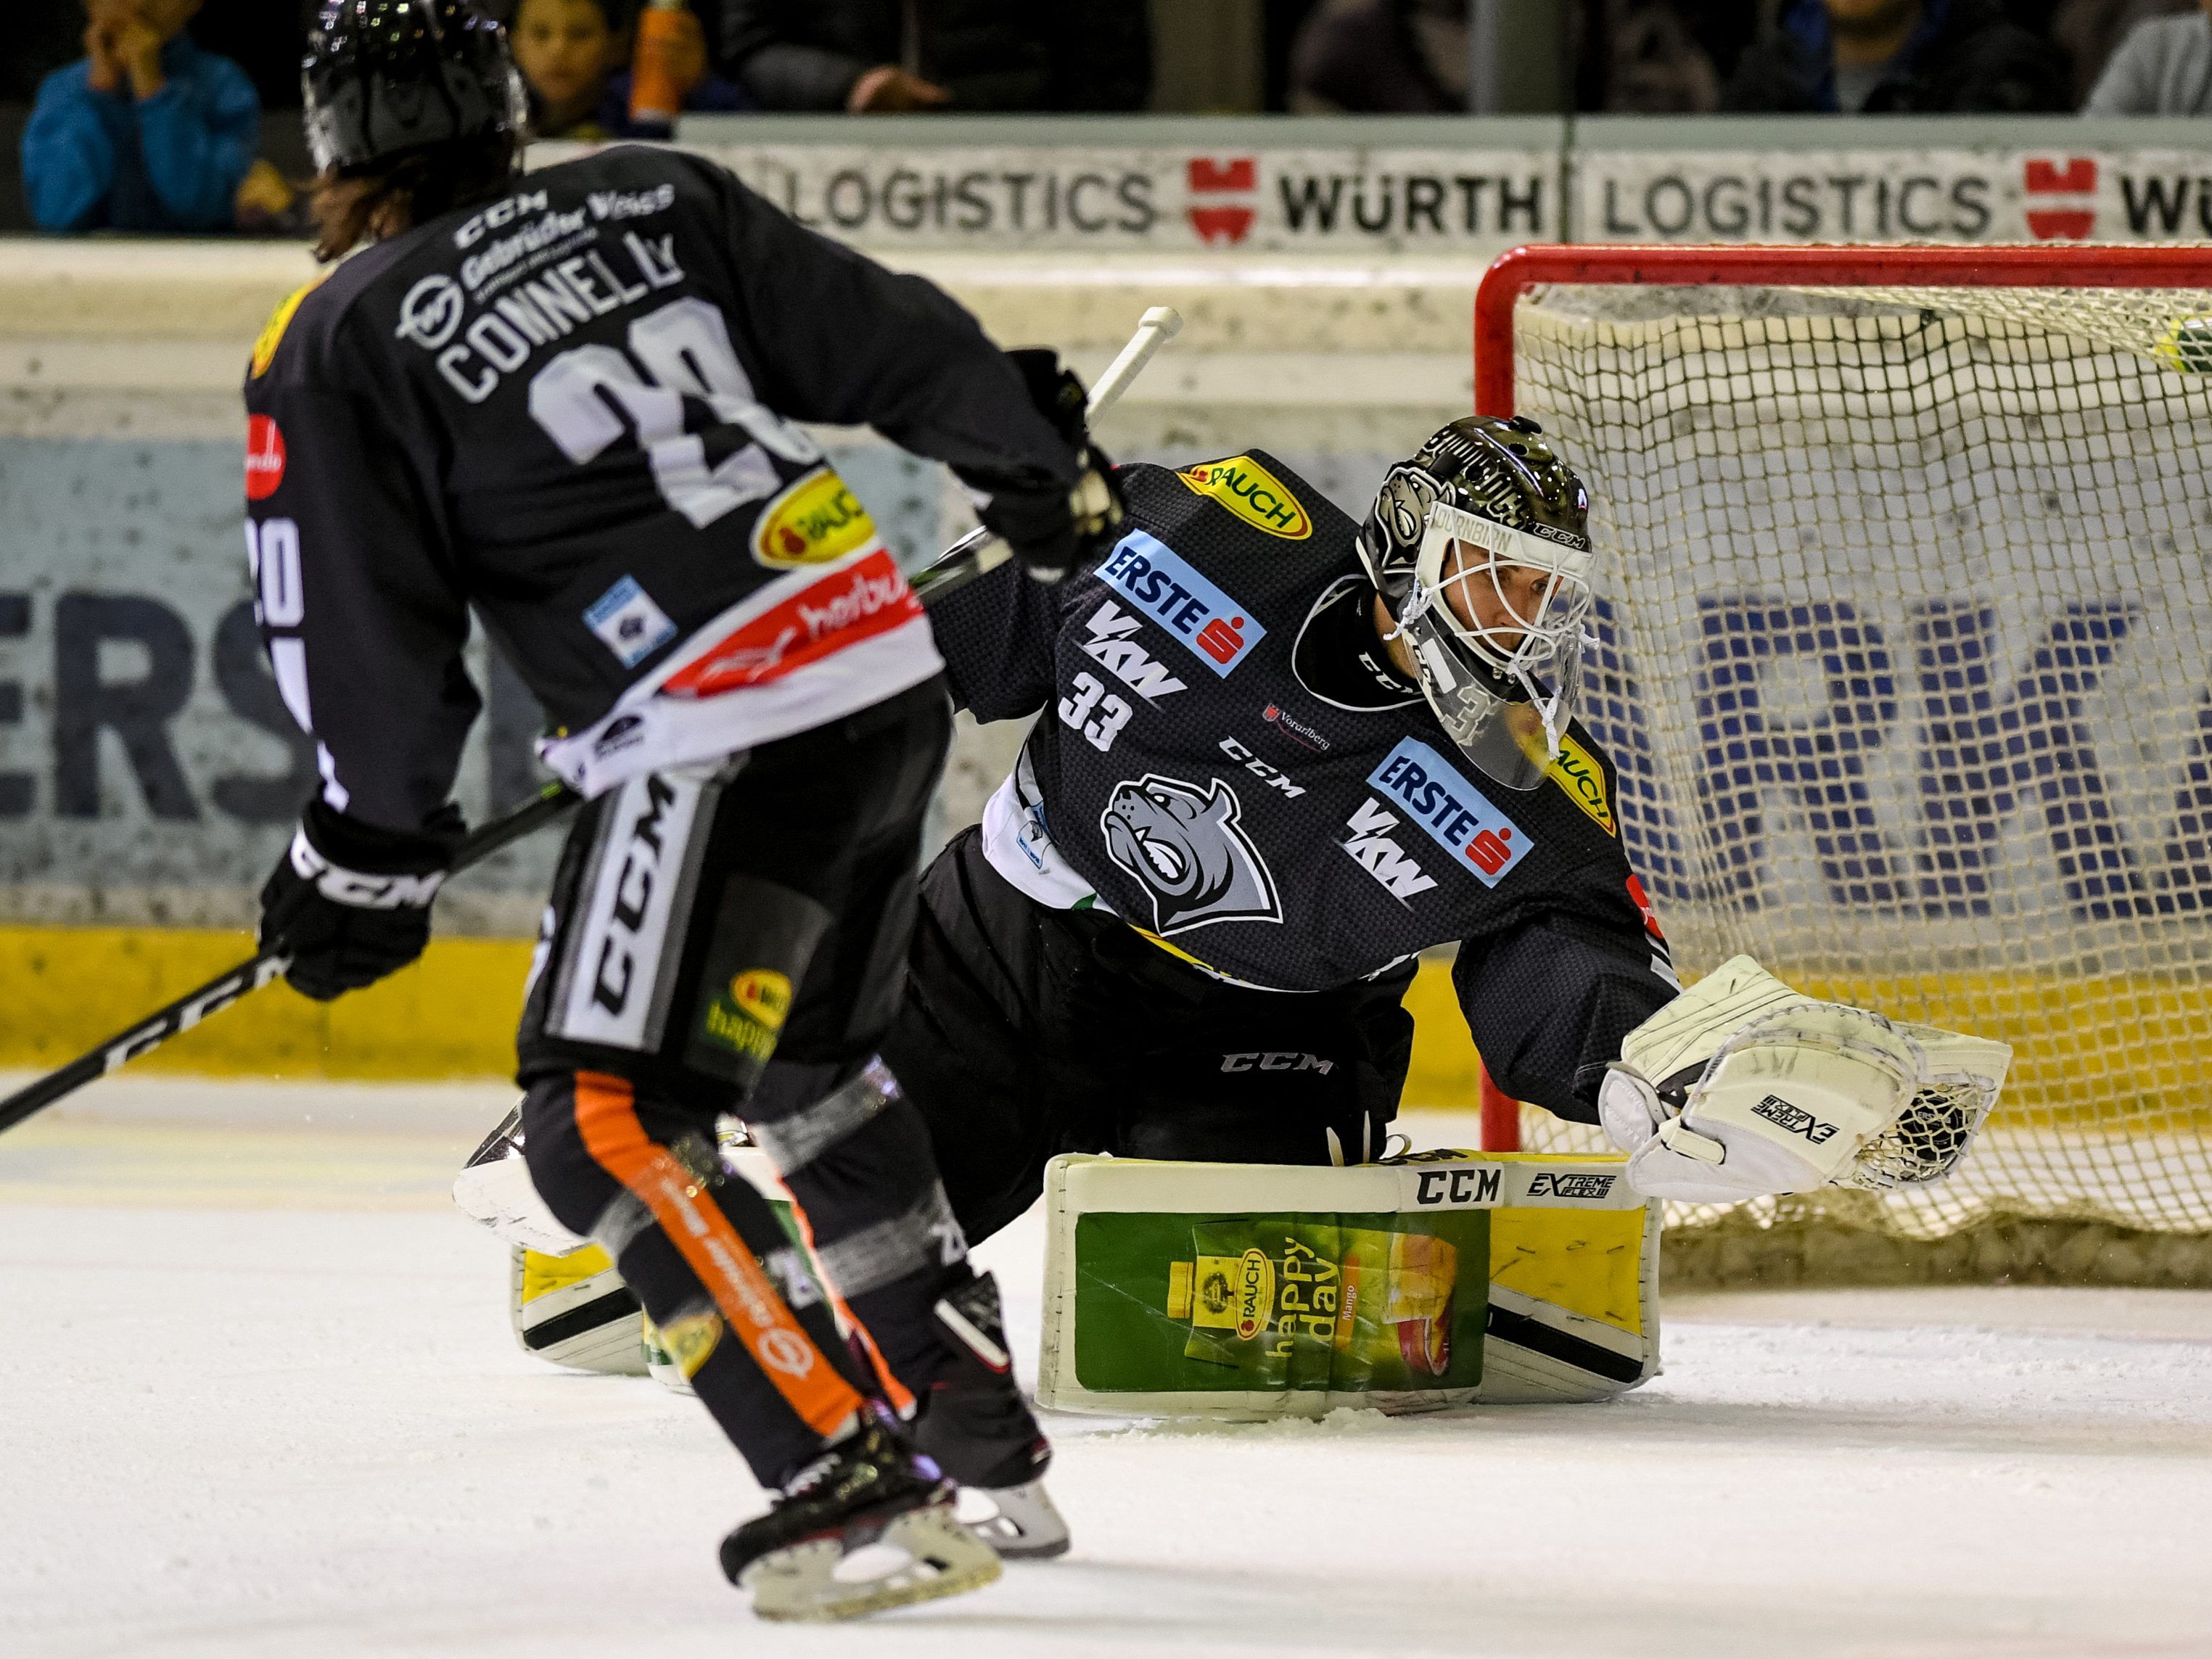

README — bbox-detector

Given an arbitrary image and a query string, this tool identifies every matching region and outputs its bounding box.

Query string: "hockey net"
[1477,246,2212,1284]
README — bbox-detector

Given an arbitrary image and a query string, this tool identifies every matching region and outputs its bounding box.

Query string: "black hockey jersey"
[927,453,1679,1043]
[243,144,1077,832]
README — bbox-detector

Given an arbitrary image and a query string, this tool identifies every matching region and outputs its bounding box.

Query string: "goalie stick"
[0,308,1184,1136]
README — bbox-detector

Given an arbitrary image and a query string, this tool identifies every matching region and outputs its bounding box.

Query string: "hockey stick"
[0,309,1185,1134]
[0,780,580,1136]
[909,305,1183,606]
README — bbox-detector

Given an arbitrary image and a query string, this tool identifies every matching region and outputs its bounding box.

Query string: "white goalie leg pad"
[453,1148,591,1256]
[1600,956,2010,1204]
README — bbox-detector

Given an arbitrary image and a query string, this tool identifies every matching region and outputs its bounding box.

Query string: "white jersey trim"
[539,546,945,799]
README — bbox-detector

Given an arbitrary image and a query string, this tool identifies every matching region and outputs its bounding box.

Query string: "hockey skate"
[918,1272,1072,1560]
[720,1414,1001,1621]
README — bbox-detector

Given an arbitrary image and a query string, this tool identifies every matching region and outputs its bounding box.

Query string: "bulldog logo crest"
[1098,773,1282,935]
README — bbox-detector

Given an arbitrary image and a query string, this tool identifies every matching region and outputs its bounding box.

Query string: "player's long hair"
[308,136,520,263]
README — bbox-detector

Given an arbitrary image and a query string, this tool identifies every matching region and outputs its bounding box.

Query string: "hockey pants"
[879,827,1422,1245]
[517,681,975,1486]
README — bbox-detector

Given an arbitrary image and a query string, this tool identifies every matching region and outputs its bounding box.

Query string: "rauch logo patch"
[1095,530,1266,677]
[751,466,876,570]
[1177,453,1312,540]
[1547,732,1614,835]
[1367,737,1533,889]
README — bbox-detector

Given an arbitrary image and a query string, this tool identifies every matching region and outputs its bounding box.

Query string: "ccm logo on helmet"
[1368,737,1533,888]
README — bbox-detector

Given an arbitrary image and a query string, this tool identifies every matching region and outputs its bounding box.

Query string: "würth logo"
[1751,1094,1840,1145]
[1188,156,1257,246]
[2023,157,2096,241]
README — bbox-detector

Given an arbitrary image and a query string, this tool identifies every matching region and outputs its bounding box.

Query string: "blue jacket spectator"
[24,27,259,233]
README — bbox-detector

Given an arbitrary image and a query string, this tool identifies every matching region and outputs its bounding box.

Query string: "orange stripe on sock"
[572,1071,864,1437]
[781,1191,916,1417]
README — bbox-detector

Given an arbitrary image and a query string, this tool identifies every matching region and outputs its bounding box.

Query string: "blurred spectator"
[2054,0,2193,104]
[22,0,260,231]
[1288,0,1468,112]
[1590,0,1726,110]
[2081,0,2212,108]
[513,0,753,139]
[719,0,1149,112]
[1724,0,2070,110]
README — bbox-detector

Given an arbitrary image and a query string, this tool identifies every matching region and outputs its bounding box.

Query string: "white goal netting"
[1508,275,2212,1250]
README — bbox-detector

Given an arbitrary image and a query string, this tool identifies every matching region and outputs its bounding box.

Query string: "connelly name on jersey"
[244,144,1082,821]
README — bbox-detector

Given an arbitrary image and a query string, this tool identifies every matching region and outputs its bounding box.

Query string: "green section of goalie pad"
[1073,1210,1489,1394]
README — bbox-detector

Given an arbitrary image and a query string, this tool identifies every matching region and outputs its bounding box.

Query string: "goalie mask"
[1357,416,1595,791]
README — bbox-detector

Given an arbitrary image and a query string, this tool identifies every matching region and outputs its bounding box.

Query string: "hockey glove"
[1598,956,2010,1205]
[258,800,463,1002]
[980,347,1126,583]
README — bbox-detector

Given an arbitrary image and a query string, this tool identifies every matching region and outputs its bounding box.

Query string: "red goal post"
[1466,242,2212,1168]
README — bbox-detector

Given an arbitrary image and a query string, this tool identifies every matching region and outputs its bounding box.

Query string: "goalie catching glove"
[258,801,462,1001]
[1598,956,2012,1204]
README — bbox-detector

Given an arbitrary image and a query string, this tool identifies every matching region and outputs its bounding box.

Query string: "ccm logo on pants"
[548,771,709,1050]
[1220,1052,1336,1075]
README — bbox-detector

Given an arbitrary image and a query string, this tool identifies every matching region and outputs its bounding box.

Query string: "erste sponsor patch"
[1367,737,1533,889]
[1095,530,1265,676]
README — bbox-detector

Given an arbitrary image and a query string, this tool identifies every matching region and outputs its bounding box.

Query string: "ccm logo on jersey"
[1221,1051,1335,1074]
[1095,530,1266,676]
[1217,738,1303,798]
[1368,738,1533,888]
[1176,453,1312,540]
[1081,599,1187,701]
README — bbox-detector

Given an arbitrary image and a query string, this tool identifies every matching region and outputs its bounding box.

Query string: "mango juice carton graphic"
[1164,1221,1460,1391]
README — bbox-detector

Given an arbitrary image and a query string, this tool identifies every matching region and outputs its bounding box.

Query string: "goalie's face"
[1438,541,1562,655]
[1412,502,1594,683]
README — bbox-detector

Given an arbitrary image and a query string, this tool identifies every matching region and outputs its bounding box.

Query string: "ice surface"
[4,1079,2211,1658]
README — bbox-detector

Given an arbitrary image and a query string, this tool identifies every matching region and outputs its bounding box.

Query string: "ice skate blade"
[964,1478,1072,1560]
[741,1503,1003,1622]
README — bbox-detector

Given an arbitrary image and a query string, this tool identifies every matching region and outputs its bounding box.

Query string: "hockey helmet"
[1358,416,1595,791]
[303,0,527,176]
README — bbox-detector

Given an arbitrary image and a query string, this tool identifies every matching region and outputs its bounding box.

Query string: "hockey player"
[880,420,2007,1243]
[248,0,1110,1621]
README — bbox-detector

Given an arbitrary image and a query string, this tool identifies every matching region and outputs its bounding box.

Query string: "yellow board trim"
[4,925,2208,1132]
[0,926,534,1079]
